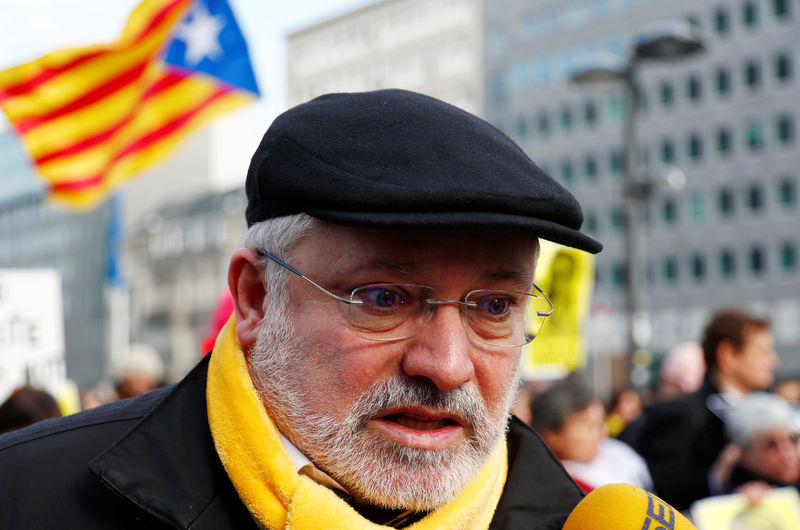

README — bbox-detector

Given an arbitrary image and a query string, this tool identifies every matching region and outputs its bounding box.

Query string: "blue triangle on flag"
[163,0,260,96]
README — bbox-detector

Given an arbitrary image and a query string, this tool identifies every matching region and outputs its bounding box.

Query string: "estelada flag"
[0,0,260,208]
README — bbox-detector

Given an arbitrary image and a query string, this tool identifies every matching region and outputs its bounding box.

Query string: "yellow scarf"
[206,314,508,529]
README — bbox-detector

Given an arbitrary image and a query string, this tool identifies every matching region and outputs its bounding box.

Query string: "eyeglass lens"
[345,284,550,347]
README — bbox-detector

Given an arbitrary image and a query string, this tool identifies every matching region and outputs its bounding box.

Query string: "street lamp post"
[571,20,704,390]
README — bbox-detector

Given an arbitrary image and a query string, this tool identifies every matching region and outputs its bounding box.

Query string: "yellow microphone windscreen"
[562,483,697,530]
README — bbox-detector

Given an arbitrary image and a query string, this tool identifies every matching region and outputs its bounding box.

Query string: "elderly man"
[0,90,600,528]
[621,309,779,511]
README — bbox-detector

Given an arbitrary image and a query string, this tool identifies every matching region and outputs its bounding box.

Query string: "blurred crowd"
[3,304,798,523]
[511,307,800,521]
[0,342,166,435]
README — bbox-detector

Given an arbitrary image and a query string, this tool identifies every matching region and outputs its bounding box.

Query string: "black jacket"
[620,377,727,510]
[0,356,582,529]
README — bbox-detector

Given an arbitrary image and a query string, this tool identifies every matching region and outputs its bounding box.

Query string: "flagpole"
[105,194,129,380]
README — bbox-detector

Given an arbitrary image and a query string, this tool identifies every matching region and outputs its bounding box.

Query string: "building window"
[659,81,675,108]
[688,192,705,222]
[610,206,626,232]
[779,241,797,272]
[749,246,766,275]
[537,111,551,135]
[775,52,793,82]
[560,159,574,183]
[772,0,791,19]
[715,67,732,96]
[719,248,737,279]
[686,74,702,102]
[584,99,598,126]
[743,60,761,90]
[776,114,795,145]
[778,176,796,208]
[515,116,528,139]
[612,263,627,289]
[584,154,598,180]
[607,93,624,122]
[714,7,731,35]
[662,197,678,224]
[661,138,676,163]
[743,1,759,28]
[746,183,765,213]
[690,253,706,282]
[662,256,678,284]
[609,149,622,176]
[560,105,573,131]
[687,132,703,162]
[745,120,764,150]
[718,187,735,217]
[585,210,599,234]
[716,126,733,156]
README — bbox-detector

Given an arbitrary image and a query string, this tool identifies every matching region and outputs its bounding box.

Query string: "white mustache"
[349,376,487,434]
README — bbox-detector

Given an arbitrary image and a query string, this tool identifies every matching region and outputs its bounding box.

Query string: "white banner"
[0,269,65,403]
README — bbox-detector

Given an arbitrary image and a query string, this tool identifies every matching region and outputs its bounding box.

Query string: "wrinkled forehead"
[293,220,540,281]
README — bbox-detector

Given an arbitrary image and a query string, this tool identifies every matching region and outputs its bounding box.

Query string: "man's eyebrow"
[338,258,421,279]
[481,268,534,289]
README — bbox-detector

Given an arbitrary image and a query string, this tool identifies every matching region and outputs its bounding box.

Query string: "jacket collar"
[89,356,253,528]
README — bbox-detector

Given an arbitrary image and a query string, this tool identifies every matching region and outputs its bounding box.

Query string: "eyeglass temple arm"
[533,283,555,318]
[258,250,361,306]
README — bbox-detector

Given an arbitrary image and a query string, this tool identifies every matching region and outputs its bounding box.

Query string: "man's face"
[729,327,778,392]
[740,427,800,485]
[248,223,538,510]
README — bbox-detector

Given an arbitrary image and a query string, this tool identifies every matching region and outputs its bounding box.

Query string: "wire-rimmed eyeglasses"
[259,251,553,348]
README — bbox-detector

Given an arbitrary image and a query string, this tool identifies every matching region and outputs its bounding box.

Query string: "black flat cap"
[246,89,602,254]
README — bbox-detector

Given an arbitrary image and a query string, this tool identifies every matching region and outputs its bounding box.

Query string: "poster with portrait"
[521,242,595,380]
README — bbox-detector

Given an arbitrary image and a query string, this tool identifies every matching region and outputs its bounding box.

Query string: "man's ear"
[716,340,737,375]
[228,248,267,349]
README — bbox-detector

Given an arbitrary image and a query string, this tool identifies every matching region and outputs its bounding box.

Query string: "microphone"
[562,483,697,530]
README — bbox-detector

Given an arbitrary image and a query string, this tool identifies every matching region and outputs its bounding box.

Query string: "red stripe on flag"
[34,71,189,165]
[0,0,188,101]
[51,87,232,193]
[15,60,150,134]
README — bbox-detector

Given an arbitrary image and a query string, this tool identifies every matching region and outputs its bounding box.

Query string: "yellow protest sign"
[521,242,595,379]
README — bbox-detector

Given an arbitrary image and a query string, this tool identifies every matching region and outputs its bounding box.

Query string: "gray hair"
[726,392,797,447]
[242,213,315,307]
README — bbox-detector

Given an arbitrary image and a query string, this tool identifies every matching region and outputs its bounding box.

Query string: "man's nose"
[400,304,474,392]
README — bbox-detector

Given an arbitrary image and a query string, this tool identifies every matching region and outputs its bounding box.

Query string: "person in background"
[657,342,705,402]
[720,392,800,498]
[773,377,800,405]
[605,388,643,438]
[115,343,165,400]
[0,386,62,434]
[621,309,779,510]
[531,374,653,492]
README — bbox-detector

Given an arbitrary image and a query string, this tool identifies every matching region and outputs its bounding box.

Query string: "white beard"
[247,306,520,511]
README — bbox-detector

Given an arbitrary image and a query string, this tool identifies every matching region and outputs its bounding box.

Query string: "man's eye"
[358,286,410,310]
[475,296,514,317]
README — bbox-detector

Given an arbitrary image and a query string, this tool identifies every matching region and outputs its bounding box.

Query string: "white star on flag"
[175,4,225,65]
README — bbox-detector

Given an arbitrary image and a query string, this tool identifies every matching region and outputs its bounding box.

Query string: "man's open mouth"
[382,413,458,431]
